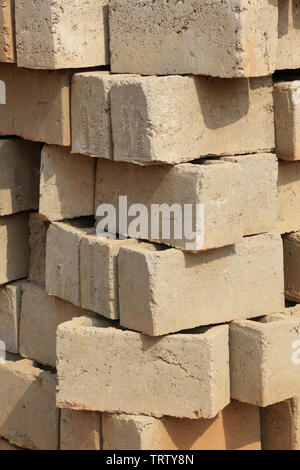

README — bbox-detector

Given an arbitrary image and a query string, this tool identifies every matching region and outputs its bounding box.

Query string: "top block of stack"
[110,0,278,78]
[14,0,109,69]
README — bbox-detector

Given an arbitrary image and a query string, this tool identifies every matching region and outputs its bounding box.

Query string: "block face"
[28,213,48,287]
[19,281,90,368]
[0,358,59,450]
[0,64,71,146]
[0,213,29,285]
[110,0,278,78]
[0,282,21,354]
[102,401,261,451]
[230,312,300,407]
[57,317,230,419]
[284,232,300,302]
[0,139,40,217]
[72,72,138,158]
[260,398,300,450]
[277,0,300,71]
[39,146,95,221]
[0,438,20,450]
[60,409,101,450]
[277,161,300,234]
[95,158,244,252]
[46,222,93,307]
[15,0,109,69]
[221,153,278,235]
[111,76,274,164]
[119,234,284,336]
[0,0,15,62]
[274,81,300,161]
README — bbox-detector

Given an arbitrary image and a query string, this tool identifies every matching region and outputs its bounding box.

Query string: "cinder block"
[57,316,230,419]
[260,397,300,450]
[0,213,30,285]
[19,281,92,368]
[111,76,274,164]
[0,139,40,217]
[283,232,300,302]
[81,235,138,319]
[102,400,261,451]
[109,0,278,78]
[0,356,59,450]
[60,409,101,450]
[274,81,300,161]
[0,0,15,63]
[72,72,137,158]
[39,146,95,221]
[277,161,300,234]
[46,220,94,307]
[230,309,300,407]
[277,0,300,71]
[118,234,284,336]
[0,64,71,145]
[28,213,49,287]
[0,438,20,450]
[0,282,21,354]
[15,0,109,69]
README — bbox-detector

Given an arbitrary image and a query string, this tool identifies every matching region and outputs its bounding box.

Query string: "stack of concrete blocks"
[0,0,300,451]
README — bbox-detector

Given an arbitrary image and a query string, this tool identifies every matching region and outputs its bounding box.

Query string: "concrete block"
[0,213,29,286]
[283,232,300,302]
[46,220,94,307]
[277,0,300,71]
[0,356,59,449]
[72,72,138,158]
[109,0,278,78]
[0,438,20,450]
[0,282,21,354]
[111,76,274,164]
[19,281,92,368]
[0,0,15,62]
[28,213,49,287]
[102,400,261,450]
[274,81,300,161]
[0,139,40,217]
[81,235,138,319]
[230,309,300,407]
[15,0,109,69]
[60,409,101,450]
[260,397,300,450]
[118,234,284,336]
[57,316,230,419]
[39,145,95,221]
[0,64,71,146]
[277,161,300,234]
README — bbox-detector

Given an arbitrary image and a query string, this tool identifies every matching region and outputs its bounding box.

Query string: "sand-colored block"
[118,234,284,336]
[230,309,300,407]
[15,0,109,69]
[39,146,95,221]
[110,0,278,78]
[0,139,40,217]
[72,72,137,158]
[0,213,29,286]
[0,64,71,145]
[19,281,92,368]
[111,76,274,164]
[102,401,261,450]
[277,0,300,71]
[0,0,15,62]
[277,160,300,234]
[60,409,101,450]
[0,356,59,450]
[260,397,300,450]
[57,316,230,420]
[0,282,21,354]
